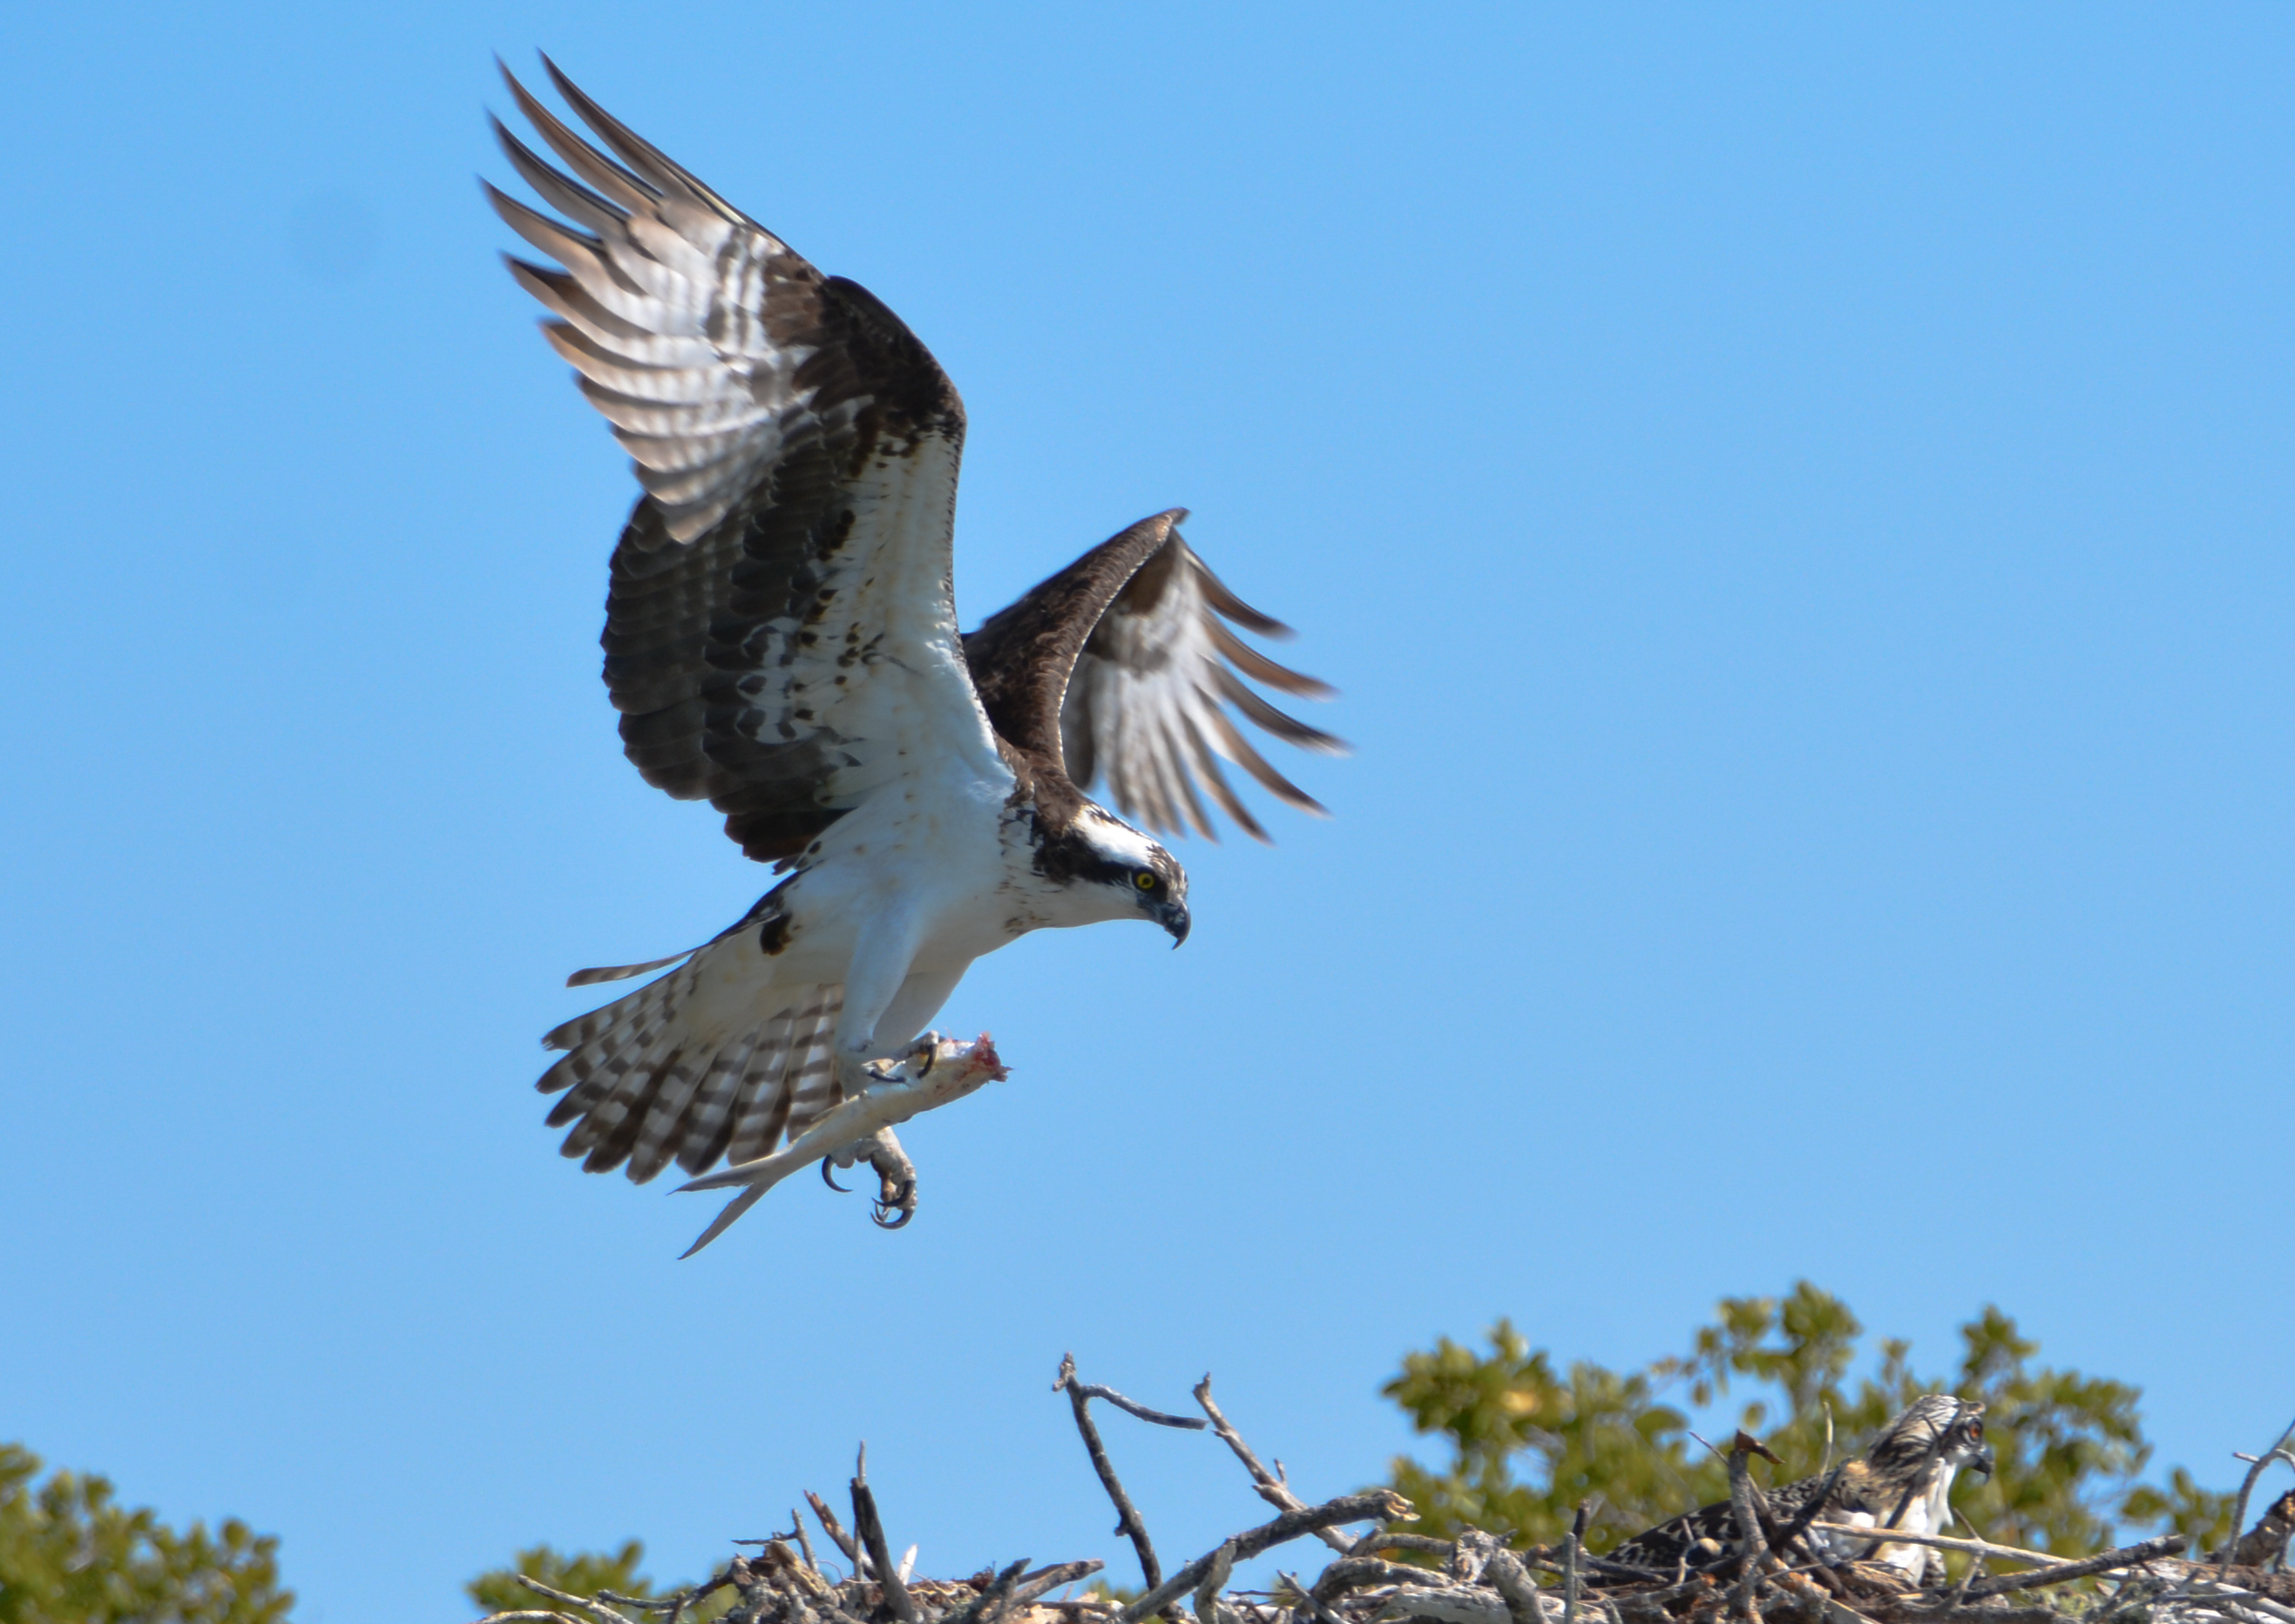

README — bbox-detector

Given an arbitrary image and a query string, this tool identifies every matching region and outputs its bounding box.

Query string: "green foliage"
[0,1442,292,1624]
[2121,1469,2236,1558]
[1383,1282,2232,1565]
[466,1541,732,1621]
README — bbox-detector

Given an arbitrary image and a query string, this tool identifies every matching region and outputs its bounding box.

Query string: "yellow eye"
[1134,871,1158,890]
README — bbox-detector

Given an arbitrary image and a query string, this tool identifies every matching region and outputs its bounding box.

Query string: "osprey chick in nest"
[484,57,1342,1250]
[1598,1396,1995,1587]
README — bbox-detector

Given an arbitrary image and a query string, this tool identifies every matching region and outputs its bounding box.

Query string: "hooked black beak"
[1160,899,1190,947]
[1973,1445,1996,1480]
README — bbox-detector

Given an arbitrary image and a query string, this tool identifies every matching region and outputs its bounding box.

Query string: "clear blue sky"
[4,5,2291,1621]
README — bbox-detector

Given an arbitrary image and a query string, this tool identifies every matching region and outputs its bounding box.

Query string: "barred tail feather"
[781,992,843,1139]
[541,955,702,1057]
[566,949,698,987]
[630,1027,757,1185]
[620,1041,717,1185]
[533,958,844,1185]
[673,1014,787,1175]
[727,988,841,1165]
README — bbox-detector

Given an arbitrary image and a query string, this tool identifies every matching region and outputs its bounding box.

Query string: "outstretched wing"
[965,515,1344,841]
[487,58,999,861]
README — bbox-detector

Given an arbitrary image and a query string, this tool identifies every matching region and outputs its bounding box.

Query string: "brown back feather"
[962,510,1187,805]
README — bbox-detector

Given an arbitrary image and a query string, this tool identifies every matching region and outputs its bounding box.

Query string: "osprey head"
[1871,1395,1994,1482]
[1038,805,1190,944]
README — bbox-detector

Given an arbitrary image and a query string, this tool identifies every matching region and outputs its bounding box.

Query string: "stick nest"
[473,1365,2295,1624]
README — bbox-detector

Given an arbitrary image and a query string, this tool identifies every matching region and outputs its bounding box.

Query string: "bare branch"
[2171,1576,2295,1624]
[1195,1539,1240,1624]
[1724,1445,1768,1624]
[596,1580,731,1615]
[1056,1353,1175,1599]
[1196,1376,1353,1554]
[1962,1535,2190,1598]
[938,1558,1032,1624]
[852,1456,920,1624]
[1368,1582,1513,1624]
[949,1556,1111,1624]
[2226,1420,2295,1577]
[1010,1560,1106,1607]
[1487,1549,1550,1624]
[1052,1362,1208,1431]
[805,1490,863,1569]
[1859,1602,2068,1624]
[1564,1503,1585,1624]
[1811,1523,2118,1570]
[1280,1570,1356,1624]
[513,1576,639,1624]
[1312,1558,1463,1603]
[1120,1490,1413,1623]
[1350,1534,1457,1560]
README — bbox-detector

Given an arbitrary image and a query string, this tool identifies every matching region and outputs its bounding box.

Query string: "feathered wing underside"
[488,58,1001,861]
[963,514,1345,839]
[538,963,846,1185]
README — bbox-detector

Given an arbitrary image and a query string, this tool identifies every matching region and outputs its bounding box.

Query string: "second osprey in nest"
[1598,1396,1996,1587]
[484,58,1341,1248]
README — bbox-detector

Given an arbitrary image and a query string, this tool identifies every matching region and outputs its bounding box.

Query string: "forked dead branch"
[472,1378,2295,1624]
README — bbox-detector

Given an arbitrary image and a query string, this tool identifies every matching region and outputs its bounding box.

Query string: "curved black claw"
[819,1156,850,1193]
[870,1177,917,1229]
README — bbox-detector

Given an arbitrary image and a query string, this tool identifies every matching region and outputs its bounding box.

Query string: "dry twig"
[1120,1492,1412,1623]
[2226,1420,2295,1577]
[1056,1354,1202,1599]
[1961,1535,2189,1598]
[806,1490,863,1569]
[1196,1539,1241,1624]
[1197,1376,1355,1556]
[852,1450,921,1624]
[1565,1502,1586,1624]
[1313,1558,1464,1604]
[1725,1441,1770,1624]
[511,1575,639,1624]
[1486,1549,1549,1624]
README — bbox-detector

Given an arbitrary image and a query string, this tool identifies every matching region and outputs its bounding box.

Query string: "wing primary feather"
[538,54,751,225]
[481,181,613,274]
[490,115,626,235]
[1215,666,1349,754]
[488,64,1005,858]
[1147,707,1215,839]
[1205,703,1330,815]
[1181,712,1266,841]
[1189,555,1292,638]
[496,58,660,212]
[503,258,653,346]
[1205,617,1337,698]
[1169,736,1218,840]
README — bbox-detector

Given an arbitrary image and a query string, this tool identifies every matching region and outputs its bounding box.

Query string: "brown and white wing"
[966,514,1344,840]
[487,59,999,862]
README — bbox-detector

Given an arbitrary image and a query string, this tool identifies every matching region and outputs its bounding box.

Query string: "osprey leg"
[818,1126,917,1225]
[863,1128,917,1228]
[675,1034,1007,1253]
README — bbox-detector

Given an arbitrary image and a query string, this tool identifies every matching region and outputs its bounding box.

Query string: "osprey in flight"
[484,59,1340,1245]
